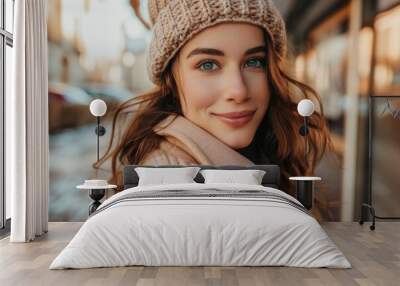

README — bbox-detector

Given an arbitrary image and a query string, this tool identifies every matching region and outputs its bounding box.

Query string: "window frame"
[0,0,14,234]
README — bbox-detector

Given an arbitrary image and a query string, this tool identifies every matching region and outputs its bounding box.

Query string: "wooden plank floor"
[0,222,399,286]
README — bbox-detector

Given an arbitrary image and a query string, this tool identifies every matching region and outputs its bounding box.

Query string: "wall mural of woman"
[94,0,332,196]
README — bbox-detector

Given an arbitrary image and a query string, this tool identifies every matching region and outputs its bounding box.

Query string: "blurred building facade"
[47,0,154,221]
[289,0,400,221]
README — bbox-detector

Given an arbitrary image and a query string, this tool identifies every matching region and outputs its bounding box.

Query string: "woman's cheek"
[182,76,220,115]
[249,74,269,107]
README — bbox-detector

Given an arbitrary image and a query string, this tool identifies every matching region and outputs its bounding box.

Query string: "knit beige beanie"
[146,0,287,85]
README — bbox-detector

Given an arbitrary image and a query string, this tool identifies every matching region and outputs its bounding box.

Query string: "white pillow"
[200,169,266,185]
[135,167,201,186]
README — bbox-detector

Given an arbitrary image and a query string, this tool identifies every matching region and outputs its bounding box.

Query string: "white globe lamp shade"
[297,99,315,117]
[90,99,107,117]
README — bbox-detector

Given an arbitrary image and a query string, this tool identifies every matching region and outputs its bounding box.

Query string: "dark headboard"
[123,165,280,189]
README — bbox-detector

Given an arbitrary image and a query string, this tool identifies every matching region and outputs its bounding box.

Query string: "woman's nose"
[222,69,249,103]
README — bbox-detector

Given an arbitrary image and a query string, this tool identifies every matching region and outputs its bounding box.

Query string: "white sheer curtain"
[6,0,49,242]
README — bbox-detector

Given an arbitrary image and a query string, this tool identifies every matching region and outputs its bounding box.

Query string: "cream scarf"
[154,115,253,166]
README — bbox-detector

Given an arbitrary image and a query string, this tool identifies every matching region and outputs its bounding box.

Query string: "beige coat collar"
[154,115,253,166]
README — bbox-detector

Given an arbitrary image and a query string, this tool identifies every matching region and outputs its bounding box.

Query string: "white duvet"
[50,183,351,269]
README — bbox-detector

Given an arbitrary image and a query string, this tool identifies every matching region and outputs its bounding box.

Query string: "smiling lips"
[212,110,256,128]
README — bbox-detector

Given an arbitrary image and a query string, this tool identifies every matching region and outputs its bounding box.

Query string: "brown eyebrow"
[186,45,266,59]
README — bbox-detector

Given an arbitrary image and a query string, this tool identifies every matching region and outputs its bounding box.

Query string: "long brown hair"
[94,31,332,195]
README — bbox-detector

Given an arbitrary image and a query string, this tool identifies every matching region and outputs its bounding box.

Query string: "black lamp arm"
[95,116,106,162]
[304,116,308,164]
[299,116,309,165]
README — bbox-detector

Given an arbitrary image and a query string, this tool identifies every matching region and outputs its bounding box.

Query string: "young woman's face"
[173,22,270,149]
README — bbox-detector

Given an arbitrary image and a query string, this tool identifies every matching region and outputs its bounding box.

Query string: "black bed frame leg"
[359,204,375,231]
[370,206,376,231]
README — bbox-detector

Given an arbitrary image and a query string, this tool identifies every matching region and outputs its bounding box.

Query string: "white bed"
[50,182,351,269]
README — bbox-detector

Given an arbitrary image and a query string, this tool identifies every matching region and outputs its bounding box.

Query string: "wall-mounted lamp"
[289,99,320,210]
[297,99,315,162]
[79,99,116,216]
[89,99,107,162]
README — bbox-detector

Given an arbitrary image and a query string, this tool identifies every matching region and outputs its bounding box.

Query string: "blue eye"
[198,61,218,71]
[245,58,266,68]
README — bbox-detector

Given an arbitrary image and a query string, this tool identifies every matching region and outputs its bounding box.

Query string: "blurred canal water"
[49,122,112,221]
